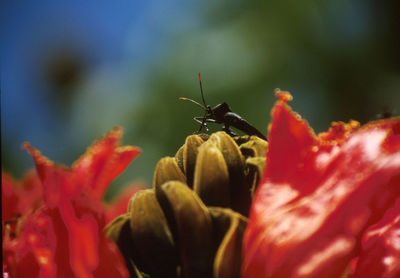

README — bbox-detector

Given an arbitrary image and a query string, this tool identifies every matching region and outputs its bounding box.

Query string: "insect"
[179,73,266,140]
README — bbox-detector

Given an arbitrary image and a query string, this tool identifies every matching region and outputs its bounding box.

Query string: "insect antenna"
[179,72,210,132]
[197,72,209,132]
[198,72,207,108]
[178,97,206,109]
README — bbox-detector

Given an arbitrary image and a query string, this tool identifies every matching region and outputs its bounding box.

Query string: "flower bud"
[183,134,205,187]
[153,157,186,190]
[209,207,248,278]
[156,181,214,278]
[129,189,178,277]
[193,143,230,207]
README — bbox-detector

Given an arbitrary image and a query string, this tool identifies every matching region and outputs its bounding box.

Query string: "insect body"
[180,73,266,140]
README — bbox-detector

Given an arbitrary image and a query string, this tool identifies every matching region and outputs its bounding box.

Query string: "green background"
[2,0,399,200]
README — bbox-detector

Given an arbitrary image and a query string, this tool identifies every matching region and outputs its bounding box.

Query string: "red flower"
[243,91,400,278]
[3,127,141,278]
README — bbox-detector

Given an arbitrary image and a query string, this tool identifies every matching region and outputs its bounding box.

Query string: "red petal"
[2,170,43,240]
[351,199,400,278]
[243,91,400,278]
[22,143,73,207]
[3,208,57,278]
[18,170,43,213]
[72,127,141,199]
[2,172,20,222]
[4,204,129,278]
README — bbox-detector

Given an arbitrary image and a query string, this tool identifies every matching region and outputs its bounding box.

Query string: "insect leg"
[194,116,209,131]
[194,116,217,132]
[198,111,208,133]
[222,124,239,137]
[194,117,217,124]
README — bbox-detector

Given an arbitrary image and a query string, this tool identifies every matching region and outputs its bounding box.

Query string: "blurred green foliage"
[2,0,400,200]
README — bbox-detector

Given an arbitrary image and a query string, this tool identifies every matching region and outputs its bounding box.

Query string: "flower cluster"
[243,91,400,278]
[105,131,267,277]
[2,127,143,277]
[2,92,400,278]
